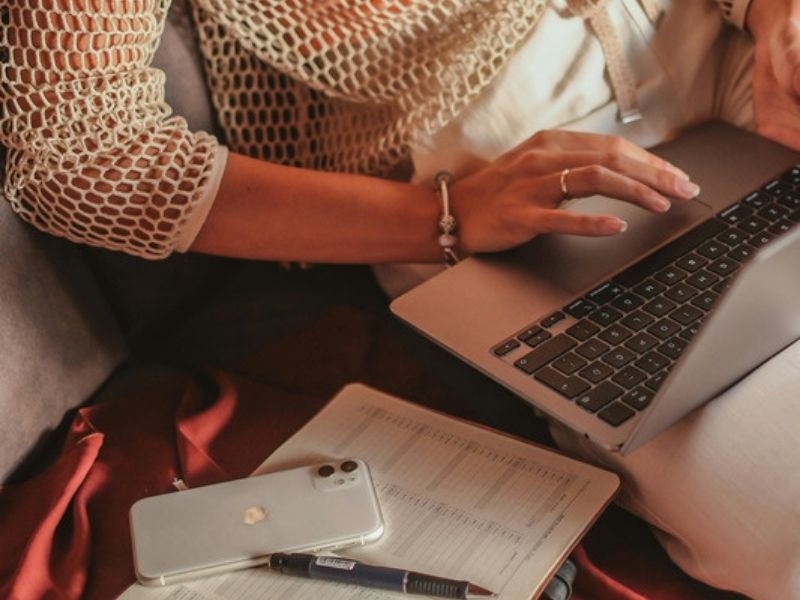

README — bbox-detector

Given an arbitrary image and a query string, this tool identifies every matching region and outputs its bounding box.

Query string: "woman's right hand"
[450,129,701,255]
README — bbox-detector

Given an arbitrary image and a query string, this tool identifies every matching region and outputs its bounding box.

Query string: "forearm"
[190,151,443,264]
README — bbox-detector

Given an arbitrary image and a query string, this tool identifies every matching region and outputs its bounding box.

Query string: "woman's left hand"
[747,0,800,149]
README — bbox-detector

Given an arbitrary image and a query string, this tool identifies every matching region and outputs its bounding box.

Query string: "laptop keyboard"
[492,166,800,428]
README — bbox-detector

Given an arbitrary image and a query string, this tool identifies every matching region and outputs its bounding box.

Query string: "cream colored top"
[0,0,751,259]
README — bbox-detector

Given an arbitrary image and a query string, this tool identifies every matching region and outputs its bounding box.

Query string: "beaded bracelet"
[434,171,460,266]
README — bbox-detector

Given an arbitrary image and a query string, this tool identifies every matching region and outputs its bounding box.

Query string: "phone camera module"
[340,460,358,473]
[317,464,335,478]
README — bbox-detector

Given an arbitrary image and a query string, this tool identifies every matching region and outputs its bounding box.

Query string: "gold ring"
[560,168,571,200]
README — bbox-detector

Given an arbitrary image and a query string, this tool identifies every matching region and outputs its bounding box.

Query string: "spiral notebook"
[118,383,619,600]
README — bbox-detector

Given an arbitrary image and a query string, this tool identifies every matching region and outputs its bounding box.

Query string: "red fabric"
[0,308,745,600]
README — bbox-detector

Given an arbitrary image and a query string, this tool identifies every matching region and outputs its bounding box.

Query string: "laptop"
[391,121,800,454]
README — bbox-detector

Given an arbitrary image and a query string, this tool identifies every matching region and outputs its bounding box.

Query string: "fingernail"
[605,218,627,233]
[654,197,671,212]
[677,179,701,199]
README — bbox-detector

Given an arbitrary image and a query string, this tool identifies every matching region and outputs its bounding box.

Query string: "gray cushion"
[0,180,126,482]
[0,0,213,482]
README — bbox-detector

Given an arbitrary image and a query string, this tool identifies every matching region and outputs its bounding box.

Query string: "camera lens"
[317,464,335,478]
[340,460,358,473]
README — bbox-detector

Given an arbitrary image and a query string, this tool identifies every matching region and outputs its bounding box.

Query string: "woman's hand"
[746,0,800,150]
[450,130,701,255]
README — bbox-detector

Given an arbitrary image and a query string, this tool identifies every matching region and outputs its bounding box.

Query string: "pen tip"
[466,583,498,598]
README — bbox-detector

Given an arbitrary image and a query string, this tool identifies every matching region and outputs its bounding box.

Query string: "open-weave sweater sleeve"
[0,0,227,259]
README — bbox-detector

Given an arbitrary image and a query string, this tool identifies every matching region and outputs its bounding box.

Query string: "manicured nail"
[604,218,627,233]
[677,179,701,199]
[654,197,671,212]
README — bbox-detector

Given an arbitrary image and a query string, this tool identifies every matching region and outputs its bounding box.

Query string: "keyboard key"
[622,387,655,410]
[599,323,633,345]
[611,293,644,312]
[625,332,659,354]
[648,318,681,340]
[716,228,748,247]
[586,282,624,305]
[707,257,739,277]
[493,339,520,356]
[552,352,588,375]
[739,215,769,235]
[759,204,789,222]
[779,166,800,186]
[578,361,614,384]
[664,282,698,303]
[621,310,655,331]
[540,311,566,328]
[679,323,702,341]
[676,253,707,272]
[778,194,800,210]
[598,402,636,426]
[686,270,719,290]
[635,351,670,374]
[742,190,772,209]
[589,307,623,327]
[669,305,704,326]
[523,329,552,347]
[691,290,719,311]
[696,239,728,260]
[603,347,637,368]
[517,326,543,342]
[712,277,731,294]
[719,203,753,225]
[748,231,775,248]
[633,279,665,299]
[764,179,791,197]
[728,245,753,262]
[534,367,590,399]
[566,319,601,341]
[614,219,726,287]
[654,266,687,286]
[576,339,610,360]
[769,219,794,236]
[645,371,669,391]
[658,337,687,360]
[513,334,577,374]
[643,297,677,317]
[564,298,598,319]
[576,381,624,413]
[612,366,647,389]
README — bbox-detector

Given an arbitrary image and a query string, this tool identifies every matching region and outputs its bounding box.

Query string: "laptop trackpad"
[498,196,712,295]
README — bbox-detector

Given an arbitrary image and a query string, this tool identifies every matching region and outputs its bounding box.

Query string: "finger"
[535,209,628,236]
[768,24,800,95]
[793,64,800,98]
[537,165,674,213]
[545,151,700,201]
[530,130,690,179]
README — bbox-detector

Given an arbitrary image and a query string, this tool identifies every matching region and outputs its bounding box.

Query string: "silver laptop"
[392,121,800,454]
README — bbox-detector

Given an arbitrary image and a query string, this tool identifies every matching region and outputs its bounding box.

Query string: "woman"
[2,0,799,597]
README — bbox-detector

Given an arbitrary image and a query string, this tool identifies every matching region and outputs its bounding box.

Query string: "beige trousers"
[377,2,800,598]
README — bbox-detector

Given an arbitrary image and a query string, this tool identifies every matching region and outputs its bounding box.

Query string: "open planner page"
[119,383,619,600]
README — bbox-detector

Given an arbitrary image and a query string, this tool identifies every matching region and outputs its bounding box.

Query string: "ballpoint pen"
[267,553,498,599]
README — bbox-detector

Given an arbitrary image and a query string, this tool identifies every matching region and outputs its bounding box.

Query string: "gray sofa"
[0,2,220,483]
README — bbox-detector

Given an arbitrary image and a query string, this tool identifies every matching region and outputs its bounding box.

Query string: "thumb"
[793,63,800,97]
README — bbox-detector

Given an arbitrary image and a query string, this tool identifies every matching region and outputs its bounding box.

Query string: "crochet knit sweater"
[0,0,751,258]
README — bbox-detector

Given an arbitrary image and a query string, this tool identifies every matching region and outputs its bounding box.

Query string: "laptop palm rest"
[489,195,711,296]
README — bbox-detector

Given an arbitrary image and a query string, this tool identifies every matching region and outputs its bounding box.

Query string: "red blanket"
[0,308,743,600]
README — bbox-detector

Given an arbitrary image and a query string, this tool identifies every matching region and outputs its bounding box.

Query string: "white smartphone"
[129,459,384,586]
